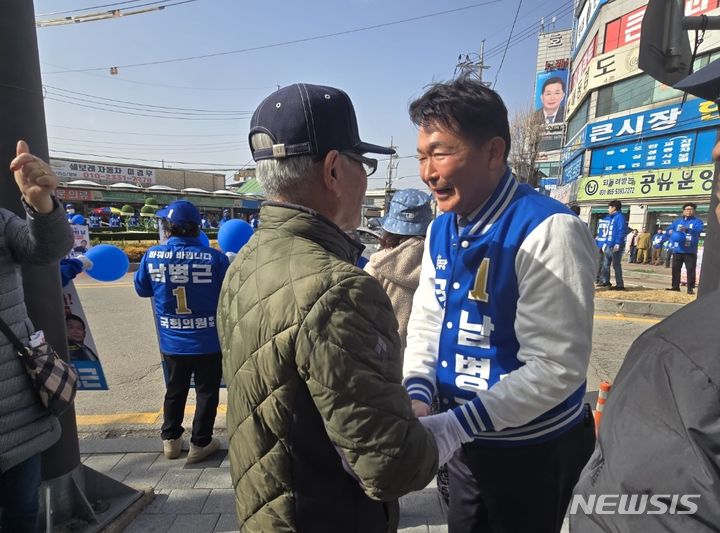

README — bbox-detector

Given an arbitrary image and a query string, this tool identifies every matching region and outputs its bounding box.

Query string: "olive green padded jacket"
[218,203,438,533]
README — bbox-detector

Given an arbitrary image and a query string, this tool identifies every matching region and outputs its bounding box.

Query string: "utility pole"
[1,2,141,530]
[454,40,491,85]
[384,137,399,214]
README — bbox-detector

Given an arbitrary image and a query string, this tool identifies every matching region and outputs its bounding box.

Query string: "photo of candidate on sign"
[535,69,569,124]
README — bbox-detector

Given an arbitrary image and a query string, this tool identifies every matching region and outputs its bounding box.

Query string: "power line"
[44,85,252,114]
[37,0,168,17]
[45,95,250,120]
[47,124,242,137]
[36,0,201,27]
[494,0,524,88]
[45,0,502,73]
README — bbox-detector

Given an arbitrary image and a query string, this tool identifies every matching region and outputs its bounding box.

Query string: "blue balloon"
[217,219,253,253]
[199,231,210,247]
[71,214,86,225]
[85,244,130,282]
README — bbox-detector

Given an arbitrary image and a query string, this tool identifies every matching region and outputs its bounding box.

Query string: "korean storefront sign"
[587,98,720,147]
[577,164,715,201]
[51,159,157,186]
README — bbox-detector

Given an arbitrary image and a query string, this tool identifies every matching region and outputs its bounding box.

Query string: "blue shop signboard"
[589,128,717,175]
[562,153,584,184]
[587,98,720,148]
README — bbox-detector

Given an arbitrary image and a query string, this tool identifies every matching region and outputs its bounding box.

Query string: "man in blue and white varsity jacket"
[403,78,597,533]
[135,200,229,464]
[598,199,627,290]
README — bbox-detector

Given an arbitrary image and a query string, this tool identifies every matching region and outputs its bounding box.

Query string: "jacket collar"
[460,167,517,236]
[259,202,363,264]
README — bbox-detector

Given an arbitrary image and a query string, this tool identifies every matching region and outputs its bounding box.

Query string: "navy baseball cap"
[156,200,201,225]
[249,83,395,161]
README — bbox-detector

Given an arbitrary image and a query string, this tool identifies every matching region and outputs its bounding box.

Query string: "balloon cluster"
[70,214,86,225]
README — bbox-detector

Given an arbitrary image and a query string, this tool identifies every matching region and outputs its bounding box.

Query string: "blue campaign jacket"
[601,211,626,249]
[669,216,704,254]
[135,236,229,355]
[595,218,611,249]
[403,171,597,446]
[651,233,666,249]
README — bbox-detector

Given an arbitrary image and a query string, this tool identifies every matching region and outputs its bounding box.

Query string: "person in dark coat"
[0,141,73,531]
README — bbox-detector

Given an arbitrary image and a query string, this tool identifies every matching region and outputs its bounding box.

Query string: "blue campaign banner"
[72,361,108,390]
[540,177,559,190]
[562,153,584,184]
[562,126,587,164]
[589,133,697,174]
[587,98,720,148]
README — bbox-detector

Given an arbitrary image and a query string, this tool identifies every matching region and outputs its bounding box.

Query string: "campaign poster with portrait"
[534,69,569,125]
[70,223,90,258]
[63,282,108,390]
[65,225,108,389]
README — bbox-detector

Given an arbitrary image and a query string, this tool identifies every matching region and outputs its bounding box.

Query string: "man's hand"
[10,140,58,214]
[412,400,431,418]
[613,244,620,252]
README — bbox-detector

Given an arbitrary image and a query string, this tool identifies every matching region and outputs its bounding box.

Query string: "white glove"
[419,411,473,466]
[225,251,237,262]
[613,244,620,252]
[76,255,94,271]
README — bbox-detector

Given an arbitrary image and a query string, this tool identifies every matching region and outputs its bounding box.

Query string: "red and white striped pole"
[594,381,612,434]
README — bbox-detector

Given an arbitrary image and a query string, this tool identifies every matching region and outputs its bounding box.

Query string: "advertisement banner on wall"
[576,164,715,201]
[566,20,720,117]
[574,0,608,52]
[562,126,587,164]
[590,133,698,174]
[587,98,720,147]
[535,69,569,124]
[571,34,597,92]
[550,179,579,204]
[562,153,584,184]
[604,0,720,53]
[51,159,156,186]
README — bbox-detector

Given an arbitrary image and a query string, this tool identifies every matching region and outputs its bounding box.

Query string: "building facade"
[555,0,718,239]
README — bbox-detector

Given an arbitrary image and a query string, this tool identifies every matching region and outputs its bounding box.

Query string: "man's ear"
[322,150,341,197]
[487,137,507,171]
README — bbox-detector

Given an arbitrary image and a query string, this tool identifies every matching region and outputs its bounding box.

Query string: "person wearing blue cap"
[364,189,433,354]
[218,83,438,533]
[134,200,229,465]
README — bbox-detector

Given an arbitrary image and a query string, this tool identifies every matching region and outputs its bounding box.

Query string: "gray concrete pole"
[0,0,81,479]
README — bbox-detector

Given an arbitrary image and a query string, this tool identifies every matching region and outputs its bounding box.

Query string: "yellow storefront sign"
[577,165,716,201]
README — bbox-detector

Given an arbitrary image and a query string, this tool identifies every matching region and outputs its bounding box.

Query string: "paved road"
[71,272,659,436]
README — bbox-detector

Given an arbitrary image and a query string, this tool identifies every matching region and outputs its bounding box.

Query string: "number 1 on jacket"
[172,287,193,314]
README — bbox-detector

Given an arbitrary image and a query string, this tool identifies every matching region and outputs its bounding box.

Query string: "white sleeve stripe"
[465,401,487,432]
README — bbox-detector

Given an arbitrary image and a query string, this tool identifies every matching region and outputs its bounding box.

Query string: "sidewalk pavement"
[79,438,451,533]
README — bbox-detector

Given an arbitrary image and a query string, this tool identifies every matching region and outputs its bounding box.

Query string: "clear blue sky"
[35,0,573,190]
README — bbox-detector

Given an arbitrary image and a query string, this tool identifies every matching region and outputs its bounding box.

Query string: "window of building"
[567,99,589,140]
[596,53,720,118]
[537,134,563,152]
[535,162,561,178]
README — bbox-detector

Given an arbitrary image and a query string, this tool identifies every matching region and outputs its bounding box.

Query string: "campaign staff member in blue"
[135,200,229,464]
[402,78,597,533]
[666,202,704,295]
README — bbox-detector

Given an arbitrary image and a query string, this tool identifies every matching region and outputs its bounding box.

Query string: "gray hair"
[250,133,320,200]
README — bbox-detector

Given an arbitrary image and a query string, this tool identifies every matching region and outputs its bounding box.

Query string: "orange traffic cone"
[593,381,612,435]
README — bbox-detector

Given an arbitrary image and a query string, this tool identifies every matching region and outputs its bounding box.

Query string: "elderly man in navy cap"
[218,84,439,533]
